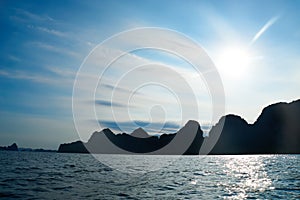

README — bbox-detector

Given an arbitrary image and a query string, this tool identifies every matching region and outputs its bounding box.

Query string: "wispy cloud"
[31,42,81,58]
[8,55,21,62]
[95,99,128,108]
[27,25,67,38]
[0,69,50,83]
[73,44,211,129]
[0,69,72,86]
[46,66,77,78]
[250,16,280,45]
[102,83,142,95]
[0,70,10,76]
[98,120,180,134]
[13,8,54,22]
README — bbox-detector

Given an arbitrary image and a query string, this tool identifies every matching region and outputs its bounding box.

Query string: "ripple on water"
[0,152,299,199]
[0,192,21,198]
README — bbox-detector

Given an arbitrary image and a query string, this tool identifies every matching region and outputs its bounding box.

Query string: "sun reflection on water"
[221,155,273,199]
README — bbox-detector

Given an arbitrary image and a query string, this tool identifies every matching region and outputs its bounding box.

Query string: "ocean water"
[0,151,299,199]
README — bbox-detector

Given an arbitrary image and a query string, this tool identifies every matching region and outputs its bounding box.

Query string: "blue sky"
[0,0,300,149]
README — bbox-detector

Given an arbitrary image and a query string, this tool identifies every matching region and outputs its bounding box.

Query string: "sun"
[216,46,251,79]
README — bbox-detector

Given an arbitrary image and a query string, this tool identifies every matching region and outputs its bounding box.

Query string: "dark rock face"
[252,100,300,153]
[7,143,18,151]
[58,99,300,155]
[0,143,18,151]
[58,121,204,155]
[58,141,88,153]
[180,120,204,155]
[207,115,252,154]
[209,100,300,154]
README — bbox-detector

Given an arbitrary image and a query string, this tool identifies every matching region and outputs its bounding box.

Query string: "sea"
[0,151,299,199]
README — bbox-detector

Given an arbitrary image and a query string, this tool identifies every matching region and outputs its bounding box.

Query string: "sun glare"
[216,46,251,79]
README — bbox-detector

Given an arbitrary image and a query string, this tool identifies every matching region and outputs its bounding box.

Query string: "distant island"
[0,143,56,153]
[0,143,18,151]
[58,99,300,155]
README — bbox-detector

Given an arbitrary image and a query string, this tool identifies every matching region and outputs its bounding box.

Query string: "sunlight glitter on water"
[222,155,273,199]
[0,152,299,199]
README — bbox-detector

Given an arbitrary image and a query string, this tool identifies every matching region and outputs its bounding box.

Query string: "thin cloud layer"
[98,120,180,134]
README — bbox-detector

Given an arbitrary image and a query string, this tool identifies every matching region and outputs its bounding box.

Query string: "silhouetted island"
[58,120,204,155]
[0,143,56,152]
[0,143,18,151]
[58,99,300,154]
[208,99,300,154]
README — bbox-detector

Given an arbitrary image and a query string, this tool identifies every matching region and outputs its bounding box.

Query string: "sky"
[0,0,300,149]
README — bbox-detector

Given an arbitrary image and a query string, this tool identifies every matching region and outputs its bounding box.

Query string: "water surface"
[0,151,299,199]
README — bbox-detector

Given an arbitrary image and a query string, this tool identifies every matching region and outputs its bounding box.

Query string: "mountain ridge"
[58,99,300,154]
[130,127,150,138]
[58,120,204,155]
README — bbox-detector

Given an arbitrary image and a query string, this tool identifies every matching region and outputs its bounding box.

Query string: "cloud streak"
[98,120,180,134]
[0,69,73,87]
[27,25,67,38]
[250,16,280,45]
[31,42,80,58]
[95,99,128,108]
[14,8,54,22]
